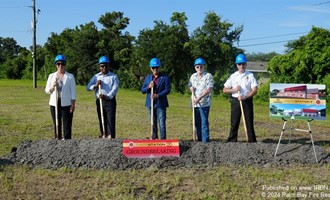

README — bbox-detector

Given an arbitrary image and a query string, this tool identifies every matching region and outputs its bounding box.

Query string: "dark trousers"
[50,99,73,139]
[227,97,257,142]
[96,98,116,138]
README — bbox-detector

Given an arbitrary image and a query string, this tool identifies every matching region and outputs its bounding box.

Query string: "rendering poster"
[269,83,327,120]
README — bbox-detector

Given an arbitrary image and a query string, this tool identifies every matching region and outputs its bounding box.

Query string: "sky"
[0,0,329,54]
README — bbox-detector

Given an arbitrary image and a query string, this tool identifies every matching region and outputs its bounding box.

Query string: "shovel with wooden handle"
[238,91,248,141]
[98,84,106,138]
[191,93,196,141]
[54,85,59,140]
[150,85,154,139]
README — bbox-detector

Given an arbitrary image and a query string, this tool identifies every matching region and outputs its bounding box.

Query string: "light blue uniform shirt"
[86,71,119,100]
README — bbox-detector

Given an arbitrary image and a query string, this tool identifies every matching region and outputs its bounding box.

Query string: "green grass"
[0,79,330,199]
[1,165,330,199]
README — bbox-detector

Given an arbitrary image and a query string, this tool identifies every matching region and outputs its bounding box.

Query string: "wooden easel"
[274,116,318,163]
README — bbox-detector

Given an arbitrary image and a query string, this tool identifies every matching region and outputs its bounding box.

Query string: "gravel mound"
[1,139,329,169]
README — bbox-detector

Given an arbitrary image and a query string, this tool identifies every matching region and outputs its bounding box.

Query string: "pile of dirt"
[1,139,329,169]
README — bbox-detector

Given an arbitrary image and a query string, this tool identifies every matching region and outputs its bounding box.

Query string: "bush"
[255,81,270,102]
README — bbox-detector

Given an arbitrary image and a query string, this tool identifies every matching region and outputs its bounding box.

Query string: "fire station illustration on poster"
[269,83,326,120]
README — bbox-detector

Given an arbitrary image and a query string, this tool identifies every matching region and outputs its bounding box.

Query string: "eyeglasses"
[195,65,204,68]
[100,64,107,68]
[237,63,246,66]
[56,62,65,66]
[151,67,159,70]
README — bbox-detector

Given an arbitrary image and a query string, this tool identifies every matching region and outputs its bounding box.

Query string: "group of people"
[45,53,258,143]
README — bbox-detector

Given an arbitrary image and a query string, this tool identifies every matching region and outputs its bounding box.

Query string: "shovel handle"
[238,91,248,141]
[99,84,106,138]
[150,86,154,139]
[191,93,196,141]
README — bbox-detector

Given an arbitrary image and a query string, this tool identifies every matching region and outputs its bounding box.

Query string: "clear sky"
[0,0,329,54]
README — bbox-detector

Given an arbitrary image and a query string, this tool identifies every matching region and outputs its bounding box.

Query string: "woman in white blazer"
[45,54,76,140]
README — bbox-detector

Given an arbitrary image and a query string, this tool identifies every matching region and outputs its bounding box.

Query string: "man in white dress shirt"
[223,54,258,142]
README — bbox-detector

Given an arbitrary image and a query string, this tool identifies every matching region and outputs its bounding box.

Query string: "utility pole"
[32,0,37,88]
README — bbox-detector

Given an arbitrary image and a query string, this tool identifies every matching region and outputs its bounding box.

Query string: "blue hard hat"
[194,58,205,66]
[149,58,160,67]
[54,54,66,64]
[235,54,247,64]
[98,56,110,64]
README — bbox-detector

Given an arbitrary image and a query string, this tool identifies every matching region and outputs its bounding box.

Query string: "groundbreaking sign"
[123,139,180,158]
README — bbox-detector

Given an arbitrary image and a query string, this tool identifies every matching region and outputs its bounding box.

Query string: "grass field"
[0,79,330,199]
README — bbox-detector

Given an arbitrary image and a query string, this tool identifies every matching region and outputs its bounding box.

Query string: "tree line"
[0,11,329,102]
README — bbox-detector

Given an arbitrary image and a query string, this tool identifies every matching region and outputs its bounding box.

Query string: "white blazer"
[45,71,76,107]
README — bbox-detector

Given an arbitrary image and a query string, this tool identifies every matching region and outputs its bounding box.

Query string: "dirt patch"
[1,139,329,169]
